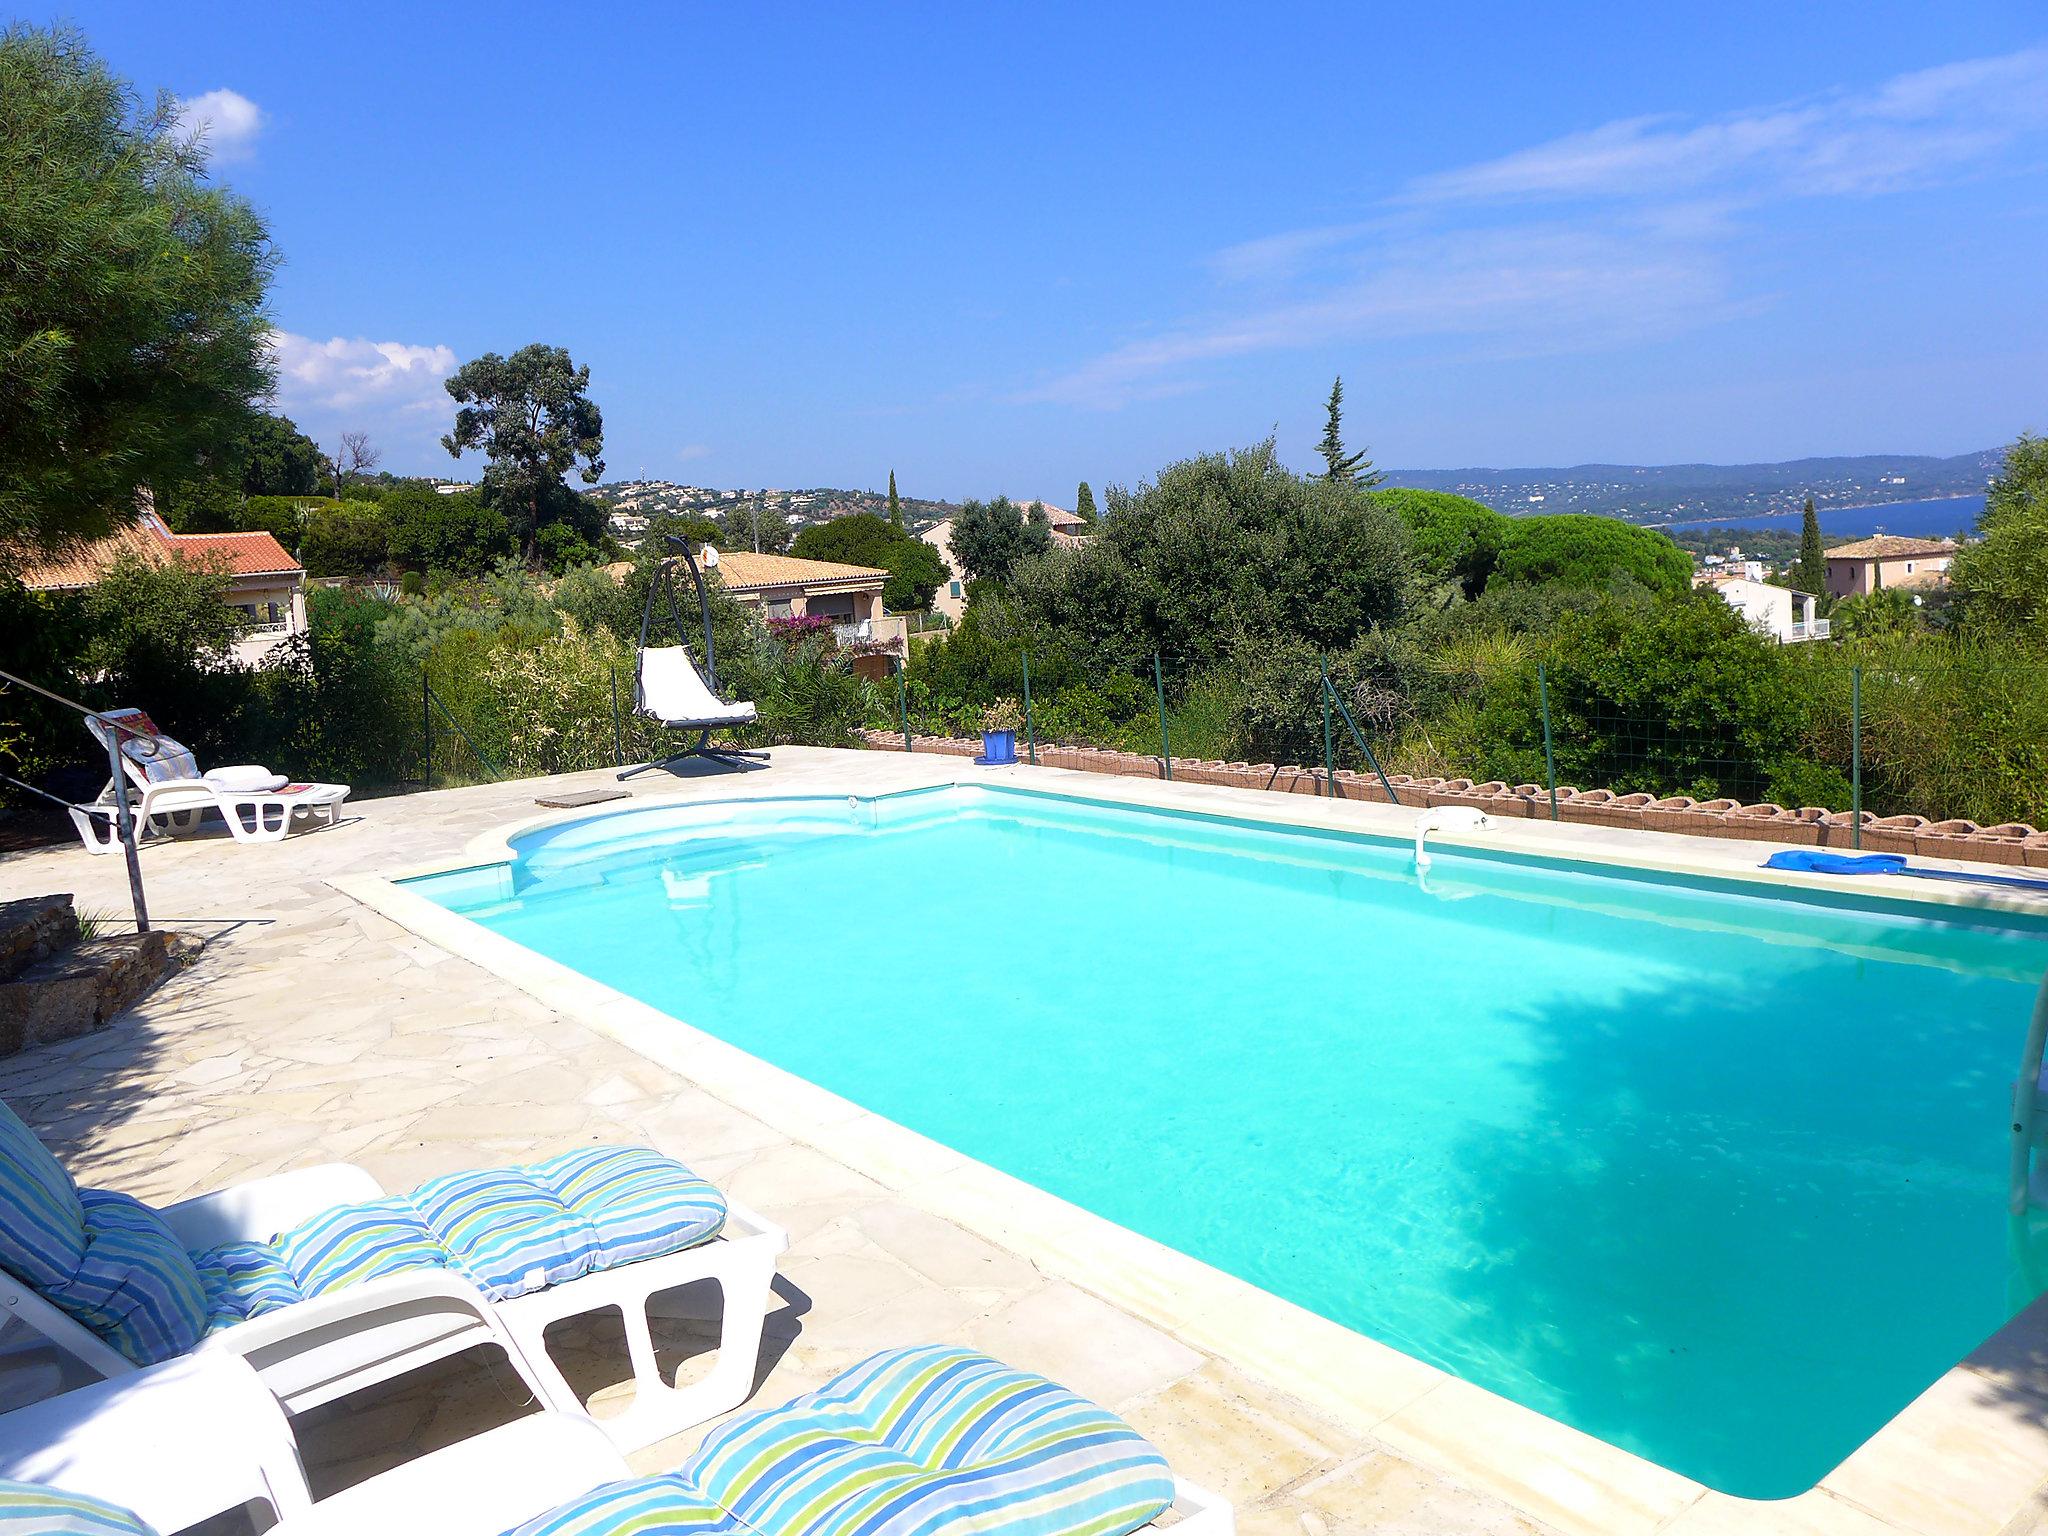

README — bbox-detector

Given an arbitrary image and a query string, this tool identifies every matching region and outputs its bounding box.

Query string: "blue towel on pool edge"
[1763,851,1907,875]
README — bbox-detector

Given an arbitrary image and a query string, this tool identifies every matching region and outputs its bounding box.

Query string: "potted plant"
[978,698,1023,765]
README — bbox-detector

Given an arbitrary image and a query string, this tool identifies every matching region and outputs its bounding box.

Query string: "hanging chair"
[618,538,768,779]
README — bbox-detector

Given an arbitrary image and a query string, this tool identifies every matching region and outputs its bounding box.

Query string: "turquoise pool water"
[407,785,2048,1498]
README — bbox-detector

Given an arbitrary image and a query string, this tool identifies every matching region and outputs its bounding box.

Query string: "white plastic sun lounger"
[71,708,350,851]
[0,1354,312,1532]
[0,1350,1233,1536]
[0,1158,788,1455]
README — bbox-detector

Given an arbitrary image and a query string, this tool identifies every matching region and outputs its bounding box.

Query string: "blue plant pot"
[979,729,1017,765]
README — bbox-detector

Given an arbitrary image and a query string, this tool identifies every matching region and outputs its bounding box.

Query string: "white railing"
[1787,618,1833,642]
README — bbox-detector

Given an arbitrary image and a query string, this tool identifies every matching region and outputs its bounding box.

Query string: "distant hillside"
[591,481,1070,538]
[1380,449,2001,524]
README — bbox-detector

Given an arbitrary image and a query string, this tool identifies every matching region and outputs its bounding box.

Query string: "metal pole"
[1152,652,1172,781]
[1327,683,1401,805]
[610,666,624,766]
[1021,650,1038,766]
[895,659,912,752]
[422,672,432,791]
[1321,660,1336,798]
[1538,662,1559,822]
[99,724,150,934]
[1851,665,1863,850]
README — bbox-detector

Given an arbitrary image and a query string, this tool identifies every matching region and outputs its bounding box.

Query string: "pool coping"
[331,758,2048,1536]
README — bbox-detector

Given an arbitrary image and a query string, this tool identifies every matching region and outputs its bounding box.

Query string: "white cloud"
[1030,225,1737,408]
[267,331,458,415]
[1403,46,2048,205]
[171,88,265,164]
[677,443,713,463]
[1033,45,2048,407]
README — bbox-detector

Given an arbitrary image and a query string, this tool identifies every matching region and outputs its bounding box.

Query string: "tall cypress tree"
[887,469,902,531]
[1792,495,1827,597]
[1074,481,1097,523]
[1317,376,1383,486]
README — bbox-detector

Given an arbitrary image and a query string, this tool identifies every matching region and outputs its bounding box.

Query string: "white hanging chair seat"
[638,646,757,728]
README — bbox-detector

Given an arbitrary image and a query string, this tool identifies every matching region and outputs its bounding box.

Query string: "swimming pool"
[406,784,2048,1499]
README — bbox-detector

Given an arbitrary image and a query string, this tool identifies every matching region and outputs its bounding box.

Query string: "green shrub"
[1494,514,1691,596]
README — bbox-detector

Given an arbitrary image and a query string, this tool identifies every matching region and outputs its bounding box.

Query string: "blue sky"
[45,2,2048,500]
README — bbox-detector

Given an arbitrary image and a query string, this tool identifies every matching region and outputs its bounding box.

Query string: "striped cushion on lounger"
[193,1147,727,1328]
[499,1474,741,1536]
[271,1194,451,1299]
[0,1479,152,1534]
[0,1102,207,1368]
[682,1346,1175,1536]
[0,1100,87,1290]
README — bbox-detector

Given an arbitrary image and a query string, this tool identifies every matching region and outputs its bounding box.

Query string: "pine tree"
[1317,376,1383,486]
[1074,481,1097,523]
[1792,496,1827,598]
[887,469,903,531]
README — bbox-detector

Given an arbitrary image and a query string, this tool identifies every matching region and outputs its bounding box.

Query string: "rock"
[0,894,79,982]
[0,930,203,1057]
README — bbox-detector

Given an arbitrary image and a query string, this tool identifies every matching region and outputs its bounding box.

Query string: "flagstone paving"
[0,752,1558,1534]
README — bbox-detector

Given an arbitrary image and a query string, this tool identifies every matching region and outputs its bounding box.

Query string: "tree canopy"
[1316,376,1381,486]
[1492,514,1692,596]
[1948,433,2048,635]
[1012,441,1413,675]
[1,23,276,549]
[384,483,513,576]
[1791,497,1827,599]
[1372,488,1509,601]
[441,344,605,559]
[949,496,1051,587]
[1074,481,1097,523]
[790,512,947,611]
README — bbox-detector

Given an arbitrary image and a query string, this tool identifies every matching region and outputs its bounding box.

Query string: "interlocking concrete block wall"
[858,730,2048,869]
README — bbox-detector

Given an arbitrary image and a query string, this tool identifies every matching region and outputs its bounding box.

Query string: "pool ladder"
[2006,969,2048,1214]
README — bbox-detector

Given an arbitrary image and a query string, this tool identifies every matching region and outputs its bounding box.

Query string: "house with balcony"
[1695,572,1828,643]
[1823,536,1956,599]
[710,550,907,676]
[16,508,308,665]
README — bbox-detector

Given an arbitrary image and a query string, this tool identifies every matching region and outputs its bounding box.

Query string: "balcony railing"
[832,614,909,654]
[1787,617,1832,643]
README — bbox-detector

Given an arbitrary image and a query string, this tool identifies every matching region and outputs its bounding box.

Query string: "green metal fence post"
[1320,660,1336,798]
[609,666,624,767]
[895,659,913,753]
[1538,661,1558,822]
[1152,652,1173,781]
[421,672,432,791]
[1021,650,1038,765]
[1851,665,1863,850]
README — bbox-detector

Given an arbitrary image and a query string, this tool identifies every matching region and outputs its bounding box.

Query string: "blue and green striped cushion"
[42,1191,208,1367]
[0,1478,153,1534]
[0,1100,88,1291]
[0,1104,206,1367]
[271,1195,450,1300]
[212,1148,727,1326]
[499,1474,739,1536]
[191,1240,304,1329]
[682,1347,1175,1536]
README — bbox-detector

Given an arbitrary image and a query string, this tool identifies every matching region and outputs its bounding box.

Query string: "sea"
[1663,493,1985,541]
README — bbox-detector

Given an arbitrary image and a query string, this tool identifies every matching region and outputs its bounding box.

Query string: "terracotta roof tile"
[13,514,301,590]
[710,550,887,590]
[1823,535,1957,561]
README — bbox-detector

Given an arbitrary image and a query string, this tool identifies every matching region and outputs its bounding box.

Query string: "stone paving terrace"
[10,748,2048,1536]
[0,751,1556,1536]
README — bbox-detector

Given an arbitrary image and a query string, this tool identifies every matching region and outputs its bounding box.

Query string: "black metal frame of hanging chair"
[617,535,769,779]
